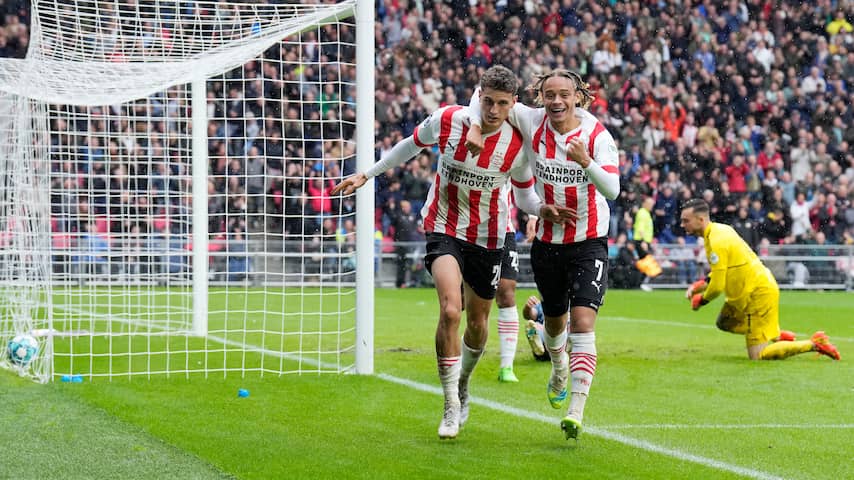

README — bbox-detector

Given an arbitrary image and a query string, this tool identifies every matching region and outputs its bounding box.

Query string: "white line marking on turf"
[606,424,854,429]
[603,316,854,343]
[377,374,787,480]
[48,306,812,479]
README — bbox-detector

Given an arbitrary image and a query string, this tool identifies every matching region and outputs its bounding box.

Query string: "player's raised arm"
[466,86,540,155]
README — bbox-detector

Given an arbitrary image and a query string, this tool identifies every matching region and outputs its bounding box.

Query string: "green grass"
[2,289,852,479]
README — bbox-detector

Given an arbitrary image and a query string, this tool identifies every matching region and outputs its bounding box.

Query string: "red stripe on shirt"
[564,185,577,243]
[412,125,432,147]
[423,173,441,232]
[453,124,469,161]
[542,183,555,243]
[500,128,523,171]
[602,165,618,174]
[487,188,500,249]
[465,189,481,244]
[511,177,535,188]
[445,183,460,237]
[545,126,556,159]
[587,122,605,158]
[476,130,500,167]
[586,183,598,239]
[438,106,462,153]
[532,117,547,154]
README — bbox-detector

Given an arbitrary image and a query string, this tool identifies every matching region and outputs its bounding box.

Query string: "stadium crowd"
[2,0,853,283]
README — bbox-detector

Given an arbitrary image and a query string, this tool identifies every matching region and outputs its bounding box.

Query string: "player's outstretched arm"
[332,135,425,196]
[331,173,368,196]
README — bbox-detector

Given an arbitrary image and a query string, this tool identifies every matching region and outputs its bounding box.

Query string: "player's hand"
[538,205,578,225]
[525,216,538,242]
[691,293,708,311]
[465,124,484,156]
[566,138,591,168]
[685,278,707,299]
[330,173,368,196]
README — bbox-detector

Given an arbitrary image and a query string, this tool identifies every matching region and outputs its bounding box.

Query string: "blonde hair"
[527,69,594,109]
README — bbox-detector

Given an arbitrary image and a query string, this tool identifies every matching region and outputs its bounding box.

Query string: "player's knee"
[716,314,740,333]
[440,303,462,324]
[495,289,515,308]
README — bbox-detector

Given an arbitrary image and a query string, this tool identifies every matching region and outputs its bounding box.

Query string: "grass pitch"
[1,288,852,479]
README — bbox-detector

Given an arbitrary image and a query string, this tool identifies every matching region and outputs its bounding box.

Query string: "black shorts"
[500,232,519,281]
[424,233,503,300]
[530,237,609,317]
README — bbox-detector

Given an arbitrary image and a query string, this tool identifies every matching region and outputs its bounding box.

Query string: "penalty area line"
[377,373,788,480]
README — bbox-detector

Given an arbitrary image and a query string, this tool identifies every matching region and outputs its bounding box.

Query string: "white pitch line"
[606,424,854,430]
[603,316,854,343]
[377,374,787,480]
[44,308,805,479]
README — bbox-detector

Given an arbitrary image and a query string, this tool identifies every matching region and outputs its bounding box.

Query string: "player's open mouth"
[549,107,566,113]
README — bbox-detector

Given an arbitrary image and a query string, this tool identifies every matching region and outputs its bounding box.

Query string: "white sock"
[544,329,568,367]
[459,340,483,384]
[438,356,461,404]
[568,332,597,418]
[497,307,518,369]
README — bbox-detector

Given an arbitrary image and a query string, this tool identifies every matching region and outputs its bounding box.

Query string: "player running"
[467,69,620,440]
[680,199,841,361]
[332,66,558,440]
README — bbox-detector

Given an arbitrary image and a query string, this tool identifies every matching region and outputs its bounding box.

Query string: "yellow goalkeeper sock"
[758,340,813,360]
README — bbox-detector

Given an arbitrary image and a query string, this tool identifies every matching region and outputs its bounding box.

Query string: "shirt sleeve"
[586,126,620,199]
[411,107,444,148]
[702,230,729,302]
[509,159,541,216]
[467,87,541,144]
[365,136,423,179]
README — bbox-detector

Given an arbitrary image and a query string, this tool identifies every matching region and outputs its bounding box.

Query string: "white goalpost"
[0,0,374,382]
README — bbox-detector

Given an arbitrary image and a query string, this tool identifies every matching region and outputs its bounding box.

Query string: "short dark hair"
[480,65,518,94]
[682,198,710,215]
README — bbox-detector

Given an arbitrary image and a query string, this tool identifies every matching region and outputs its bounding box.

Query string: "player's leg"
[522,296,548,360]
[457,243,503,427]
[530,239,571,410]
[563,305,597,439]
[495,233,520,382]
[753,288,840,360]
[561,241,608,440]
[716,302,748,335]
[425,235,465,439]
[495,278,520,382]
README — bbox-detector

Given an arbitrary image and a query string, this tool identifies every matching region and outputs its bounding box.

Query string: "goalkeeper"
[680,199,840,361]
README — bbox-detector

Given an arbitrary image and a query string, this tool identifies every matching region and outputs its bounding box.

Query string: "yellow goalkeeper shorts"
[740,284,781,347]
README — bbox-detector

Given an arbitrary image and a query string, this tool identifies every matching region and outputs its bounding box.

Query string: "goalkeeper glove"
[691,293,709,311]
[685,277,708,299]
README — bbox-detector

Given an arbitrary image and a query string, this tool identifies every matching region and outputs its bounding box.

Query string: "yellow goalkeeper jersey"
[701,222,776,310]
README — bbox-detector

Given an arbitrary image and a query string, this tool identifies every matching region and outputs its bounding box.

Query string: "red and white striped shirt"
[512,105,619,244]
[413,105,532,249]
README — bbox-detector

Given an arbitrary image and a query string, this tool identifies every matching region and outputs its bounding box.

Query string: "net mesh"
[0,0,360,382]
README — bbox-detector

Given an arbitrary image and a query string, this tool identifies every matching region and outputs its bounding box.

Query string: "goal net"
[0,0,374,382]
